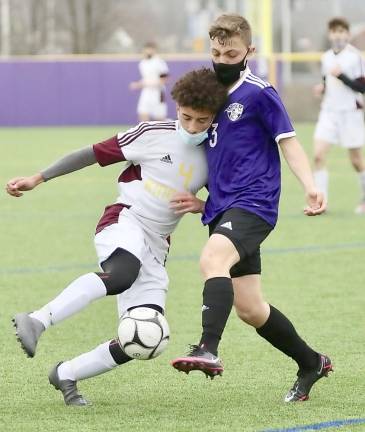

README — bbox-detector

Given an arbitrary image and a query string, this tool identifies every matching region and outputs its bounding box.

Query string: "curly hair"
[209,14,252,46]
[171,68,227,114]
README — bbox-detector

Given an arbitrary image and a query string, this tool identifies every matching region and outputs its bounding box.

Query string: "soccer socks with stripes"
[256,305,319,370]
[57,339,132,381]
[199,277,234,356]
[30,273,107,328]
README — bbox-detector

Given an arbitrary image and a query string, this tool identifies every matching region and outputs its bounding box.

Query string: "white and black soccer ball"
[118,307,170,360]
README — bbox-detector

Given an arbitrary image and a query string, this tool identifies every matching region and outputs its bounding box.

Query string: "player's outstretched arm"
[170,192,205,215]
[6,146,97,198]
[6,174,44,197]
[279,136,326,216]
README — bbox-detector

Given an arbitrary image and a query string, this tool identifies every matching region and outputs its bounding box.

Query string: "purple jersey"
[202,67,296,227]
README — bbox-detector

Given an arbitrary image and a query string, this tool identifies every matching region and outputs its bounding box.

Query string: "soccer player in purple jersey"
[171,14,333,402]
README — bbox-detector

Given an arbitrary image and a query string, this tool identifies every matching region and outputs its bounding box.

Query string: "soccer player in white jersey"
[129,42,169,122]
[313,17,365,213]
[6,69,227,406]
[171,14,332,403]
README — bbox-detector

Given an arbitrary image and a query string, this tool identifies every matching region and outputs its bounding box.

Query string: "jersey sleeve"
[256,87,296,144]
[93,124,151,166]
[93,136,126,167]
[116,123,153,162]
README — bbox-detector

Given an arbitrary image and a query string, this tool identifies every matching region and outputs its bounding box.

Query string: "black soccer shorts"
[208,207,273,278]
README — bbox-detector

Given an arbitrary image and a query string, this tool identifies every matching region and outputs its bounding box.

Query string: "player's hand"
[303,189,326,216]
[330,66,342,77]
[6,174,44,197]
[313,83,324,98]
[170,192,205,215]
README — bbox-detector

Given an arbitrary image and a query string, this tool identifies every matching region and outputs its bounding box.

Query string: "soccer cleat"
[49,362,90,406]
[284,354,333,402]
[12,313,45,358]
[171,345,223,379]
[354,203,365,215]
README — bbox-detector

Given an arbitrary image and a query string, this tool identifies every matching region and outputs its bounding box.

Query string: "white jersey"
[139,55,168,94]
[321,44,365,112]
[93,121,208,262]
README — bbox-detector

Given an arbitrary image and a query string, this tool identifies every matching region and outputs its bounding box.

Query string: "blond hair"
[209,14,252,46]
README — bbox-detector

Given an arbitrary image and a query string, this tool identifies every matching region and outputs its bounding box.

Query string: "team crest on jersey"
[225,102,244,121]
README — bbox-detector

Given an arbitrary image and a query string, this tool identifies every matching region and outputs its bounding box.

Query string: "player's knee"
[99,248,141,295]
[235,303,268,327]
[314,153,324,168]
[199,251,229,278]
[98,267,140,295]
[350,157,363,172]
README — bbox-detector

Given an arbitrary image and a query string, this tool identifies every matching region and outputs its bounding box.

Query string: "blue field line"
[1,241,365,276]
[261,418,365,432]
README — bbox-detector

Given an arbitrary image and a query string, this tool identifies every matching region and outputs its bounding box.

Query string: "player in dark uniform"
[171,14,333,402]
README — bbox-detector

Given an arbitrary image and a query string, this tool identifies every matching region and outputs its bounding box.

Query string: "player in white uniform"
[313,17,365,213]
[130,42,169,121]
[6,69,227,406]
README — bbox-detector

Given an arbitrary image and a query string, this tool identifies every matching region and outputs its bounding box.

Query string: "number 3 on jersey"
[209,123,218,148]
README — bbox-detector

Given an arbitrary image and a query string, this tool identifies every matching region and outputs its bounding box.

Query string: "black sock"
[256,305,318,370]
[109,339,133,365]
[199,277,233,356]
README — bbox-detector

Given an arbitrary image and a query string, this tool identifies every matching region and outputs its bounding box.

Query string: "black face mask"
[212,50,249,86]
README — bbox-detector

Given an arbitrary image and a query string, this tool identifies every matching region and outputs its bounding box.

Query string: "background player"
[129,41,169,122]
[171,13,332,403]
[6,68,227,407]
[313,17,365,213]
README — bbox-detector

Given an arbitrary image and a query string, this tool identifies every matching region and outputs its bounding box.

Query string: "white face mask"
[331,38,347,52]
[177,122,209,146]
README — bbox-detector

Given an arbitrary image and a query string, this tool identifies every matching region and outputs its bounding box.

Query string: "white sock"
[314,169,329,202]
[57,341,118,381]
[359,170,365,202]
[30,273,107,328]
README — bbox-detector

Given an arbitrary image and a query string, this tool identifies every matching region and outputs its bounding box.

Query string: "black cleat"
[12,313,45,358]
[171,345,223,379]
[49,362,90,406]
[284,354,333,402]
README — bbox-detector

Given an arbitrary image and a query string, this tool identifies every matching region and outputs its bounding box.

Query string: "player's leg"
[152,101,168,121]
[233,276,332,402]
[49,253,168,406]
[138,113,150,122]
[14,248,140,357]
[342,111,365,213]
[313,110,337,204]
[171,209,271,378]
[14,218,145,357]
[171,234,238,377]
[137,89,152,122]
[313,138,331,204]
[49,338,132,406]
[232,256,332,401]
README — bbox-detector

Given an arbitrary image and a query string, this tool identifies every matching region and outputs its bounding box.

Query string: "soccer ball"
[118,307,170,360]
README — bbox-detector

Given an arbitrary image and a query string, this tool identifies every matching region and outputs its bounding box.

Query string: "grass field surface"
[1,124,364,432]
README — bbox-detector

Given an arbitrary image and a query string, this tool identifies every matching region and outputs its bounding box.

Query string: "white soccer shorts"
[314,110,365,149]
[94,214,169,317]
[137,89,167,119]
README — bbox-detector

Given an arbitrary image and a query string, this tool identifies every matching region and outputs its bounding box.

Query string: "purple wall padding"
[0,58,260,126]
